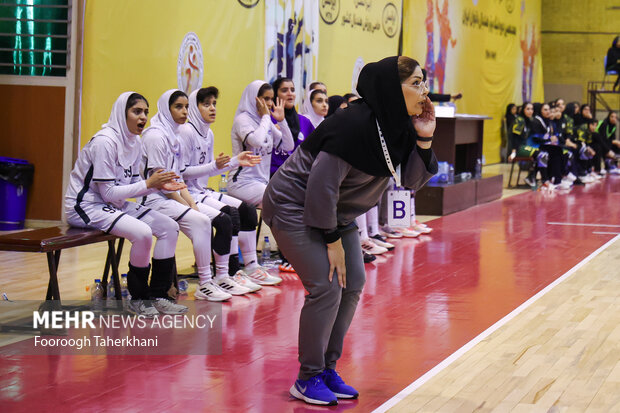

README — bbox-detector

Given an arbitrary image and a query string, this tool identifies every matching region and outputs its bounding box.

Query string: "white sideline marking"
[593,232,620,235]
[372,234,620,413]
[547,222,620,228]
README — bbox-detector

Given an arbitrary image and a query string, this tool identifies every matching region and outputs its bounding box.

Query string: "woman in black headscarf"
[606,36,620,90]
[326,95,345,117]
[262,56,437,406]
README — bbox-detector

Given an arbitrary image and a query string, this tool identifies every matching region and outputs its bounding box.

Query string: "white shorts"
[192,189,242,210]
[227,181,266,208]
[67,200,157,233]
[143,197,193,222]
[145,196,223,221]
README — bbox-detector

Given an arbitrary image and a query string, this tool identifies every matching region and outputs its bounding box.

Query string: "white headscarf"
[235,80,268,124]
[95,91,141,169]
[301,89,325,128]
[187,89,210,137]
[143,89,183,152]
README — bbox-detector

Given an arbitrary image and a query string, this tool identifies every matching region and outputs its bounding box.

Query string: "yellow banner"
[80,0,264,159]
[318,0,402,95]
[403,0,544,164]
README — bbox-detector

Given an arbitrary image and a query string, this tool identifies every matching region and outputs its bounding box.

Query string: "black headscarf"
[563,102,579,119]
[271,77,300,140]
[301,56,416,177]
[599,111,618,140]
[327,95,344,117]
[574,104,591,126]
[505,103,517,129]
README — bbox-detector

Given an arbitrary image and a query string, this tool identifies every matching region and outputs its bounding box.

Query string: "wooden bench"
[0,226,124,302]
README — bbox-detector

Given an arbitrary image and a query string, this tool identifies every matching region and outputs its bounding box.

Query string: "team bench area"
[0,226,125,303]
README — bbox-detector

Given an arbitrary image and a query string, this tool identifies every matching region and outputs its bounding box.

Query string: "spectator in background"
[504,103,517,159]
[574,104,592,127]
[606,36,620,90]
[326,95,345,118]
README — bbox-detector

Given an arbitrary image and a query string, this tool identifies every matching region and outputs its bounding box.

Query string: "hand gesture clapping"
[237,151,262,167]
[146,169,180,189]
[215,152,231,169]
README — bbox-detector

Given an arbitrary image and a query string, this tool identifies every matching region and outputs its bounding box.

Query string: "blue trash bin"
[0,157,35,230]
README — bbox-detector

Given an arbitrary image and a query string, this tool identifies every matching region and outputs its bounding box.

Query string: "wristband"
[322,229,341,244]
[417,136,433,142]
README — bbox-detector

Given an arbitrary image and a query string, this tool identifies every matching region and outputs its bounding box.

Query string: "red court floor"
[2,178,620,412]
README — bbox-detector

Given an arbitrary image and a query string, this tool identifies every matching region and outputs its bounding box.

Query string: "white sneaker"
[380,226,403,238]
[589,172,603,180]
[361,239,388,255]
[542,181,556,191]
[579,175,594,183]
[558,180,572,190]
[245,266,283,286]
[600,169,607,176]
[216,276,251,296]
[153,297,189,315]
[232,270,262,293]
[610,168,620,175]
[194,281,232,301]
[400,227,422,238]
[566,172,577,182]
[127,300,159,318]
[414,220,433,233]
[412,223,432,234]
[370,234,395,250]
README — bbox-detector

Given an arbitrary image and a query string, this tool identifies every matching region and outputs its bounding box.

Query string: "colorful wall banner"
[403,0,544,164]
[264,0,319,108]
[81,0,542,166]
[80,0,264,157]
[317,0,402,96]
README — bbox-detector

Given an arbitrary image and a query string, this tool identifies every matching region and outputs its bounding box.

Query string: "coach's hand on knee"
[327,239,346,289]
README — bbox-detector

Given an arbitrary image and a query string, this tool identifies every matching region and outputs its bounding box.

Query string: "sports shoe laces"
[323,369,344,384]
[310,375,327,389]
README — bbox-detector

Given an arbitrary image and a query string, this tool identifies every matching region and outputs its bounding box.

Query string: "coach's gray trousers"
[270,222,366,380]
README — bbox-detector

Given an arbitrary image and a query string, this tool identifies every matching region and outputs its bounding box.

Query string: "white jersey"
[179,122,239,195]
[229,113,293,186]
[65,135,148,213]
[140,128,185,204]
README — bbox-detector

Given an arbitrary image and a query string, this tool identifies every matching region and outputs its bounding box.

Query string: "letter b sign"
[387,190,411,228]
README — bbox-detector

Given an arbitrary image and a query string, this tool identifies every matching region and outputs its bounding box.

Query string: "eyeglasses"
[406,80,429,92]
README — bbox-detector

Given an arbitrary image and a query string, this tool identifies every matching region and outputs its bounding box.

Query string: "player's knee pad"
[220,205,240,236]
[211,213,232,255]
[238,201,258,231]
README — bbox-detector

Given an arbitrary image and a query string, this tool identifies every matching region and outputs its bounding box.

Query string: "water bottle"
[120,273,130,301]
[218,174,228,193]
[107,279,115,300]
[475,158,482,179]
[178,279,189,294]
[261,236,271,266]
[448,164,455,184]
[91,279,104,312]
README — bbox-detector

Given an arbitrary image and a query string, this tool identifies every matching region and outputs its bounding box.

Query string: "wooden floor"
[386,237,620,413]
[2,164,620,412]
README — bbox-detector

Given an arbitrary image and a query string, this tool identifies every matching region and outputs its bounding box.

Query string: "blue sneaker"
[290,376,338,405]
[320,369,359,399]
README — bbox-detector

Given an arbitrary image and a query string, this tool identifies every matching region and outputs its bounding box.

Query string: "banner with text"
[317,0,402,96]
[403,0,543,163]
